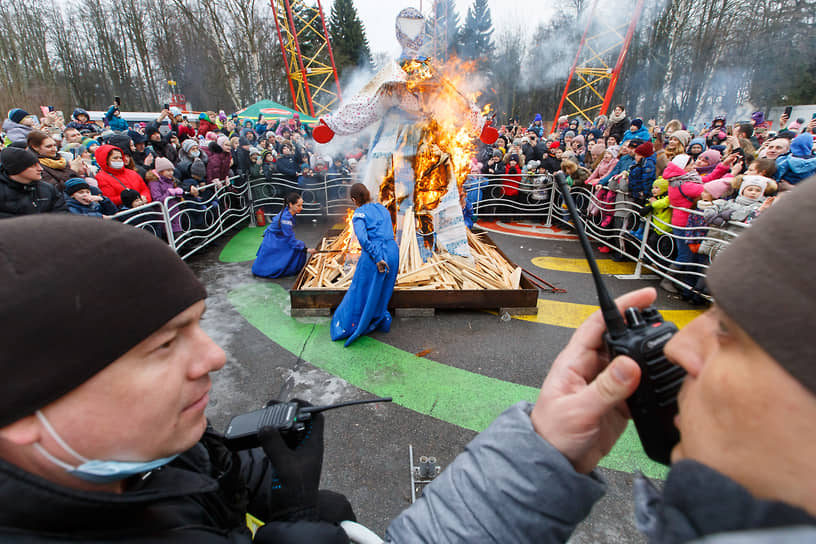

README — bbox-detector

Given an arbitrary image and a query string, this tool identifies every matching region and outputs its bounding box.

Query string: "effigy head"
[396,7,425,57]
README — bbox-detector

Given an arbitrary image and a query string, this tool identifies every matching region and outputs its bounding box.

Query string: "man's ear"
[0,415,41,446]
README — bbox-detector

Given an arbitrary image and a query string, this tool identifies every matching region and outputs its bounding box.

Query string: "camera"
[554,173,684,465]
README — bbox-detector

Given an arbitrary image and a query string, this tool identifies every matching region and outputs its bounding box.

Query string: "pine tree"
[425,0,461,61]
[458,0,494,64]
[327,0,372,78]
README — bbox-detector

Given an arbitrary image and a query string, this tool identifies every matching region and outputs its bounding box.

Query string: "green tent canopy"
[235,100,319,126]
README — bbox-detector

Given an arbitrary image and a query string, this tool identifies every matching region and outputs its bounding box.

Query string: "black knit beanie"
[707,176,816,396]
[0,215,207,427]
[1,147,39,176]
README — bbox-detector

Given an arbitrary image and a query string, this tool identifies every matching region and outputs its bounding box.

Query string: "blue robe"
[251,208,307,278]
[331,203,399,347]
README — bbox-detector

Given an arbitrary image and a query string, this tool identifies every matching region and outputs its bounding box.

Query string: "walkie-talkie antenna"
[553,174,626,338]
[299,397,393,415]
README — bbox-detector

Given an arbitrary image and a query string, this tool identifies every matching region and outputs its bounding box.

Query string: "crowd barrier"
[118,171,747,297]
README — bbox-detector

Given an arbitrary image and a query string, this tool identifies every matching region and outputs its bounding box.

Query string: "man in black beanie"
[0,216,352,542]
[0,147,67,218]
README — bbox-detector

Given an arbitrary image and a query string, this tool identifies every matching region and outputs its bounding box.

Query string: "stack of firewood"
[298,208,522,291]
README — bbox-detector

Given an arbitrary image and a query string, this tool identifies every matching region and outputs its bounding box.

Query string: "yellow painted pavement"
[514,298,703,329]
[532,256,638,275]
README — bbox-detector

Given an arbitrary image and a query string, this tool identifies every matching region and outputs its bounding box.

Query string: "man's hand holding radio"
[529,288,655,474]
[258,399,325,520]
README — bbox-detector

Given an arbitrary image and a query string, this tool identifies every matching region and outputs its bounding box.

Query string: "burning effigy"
[296,7,534,302]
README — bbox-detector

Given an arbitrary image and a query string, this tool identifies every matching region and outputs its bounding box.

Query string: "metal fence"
[117,172,748,297]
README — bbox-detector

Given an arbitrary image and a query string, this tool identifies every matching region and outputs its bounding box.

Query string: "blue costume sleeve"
[353,208,384,263]
[279,211,305,250]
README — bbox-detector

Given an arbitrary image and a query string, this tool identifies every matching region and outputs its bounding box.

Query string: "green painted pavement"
[220,226,264,262]
[228,281,668,479]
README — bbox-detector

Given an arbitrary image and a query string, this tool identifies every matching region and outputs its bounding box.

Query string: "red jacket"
[198,119,218,137]
[94,145,152,206]
[178,124,196,139]
[503,164,521,196]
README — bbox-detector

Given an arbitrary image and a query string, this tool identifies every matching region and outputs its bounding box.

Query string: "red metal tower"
[271,0,342,118]
[551,0,645,129]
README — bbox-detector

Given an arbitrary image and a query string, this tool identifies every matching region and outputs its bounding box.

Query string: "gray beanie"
[707,177,816,396]
[182,138,198,154]
[0,215,206,426]
[190,158,207,179]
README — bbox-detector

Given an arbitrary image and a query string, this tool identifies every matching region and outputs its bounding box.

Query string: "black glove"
[640,203,653,217]
[258,399,324,520]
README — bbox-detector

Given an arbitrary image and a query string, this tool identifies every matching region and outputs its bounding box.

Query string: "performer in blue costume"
[331,184,399,347]
[251,192,315,278]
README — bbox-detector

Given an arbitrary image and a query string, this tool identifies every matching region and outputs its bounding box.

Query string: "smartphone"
[114,96,121,106]
[812,112,816,120]
[164,103,170,110]
[48,105,55,112]
[784,106,793,117]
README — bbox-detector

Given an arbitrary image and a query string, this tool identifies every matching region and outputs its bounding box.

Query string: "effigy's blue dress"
[331,203,399,347]
[251,208,307,278]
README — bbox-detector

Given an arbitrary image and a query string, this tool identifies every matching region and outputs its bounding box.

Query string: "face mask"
[33,411,178,484]
[109,160,124,170]
[190,150,200,158]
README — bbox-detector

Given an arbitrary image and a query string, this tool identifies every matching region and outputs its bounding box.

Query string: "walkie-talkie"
[224,397,392,451]
[554,173,684,465]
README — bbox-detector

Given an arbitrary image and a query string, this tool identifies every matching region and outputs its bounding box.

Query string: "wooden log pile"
[298,208,522,291]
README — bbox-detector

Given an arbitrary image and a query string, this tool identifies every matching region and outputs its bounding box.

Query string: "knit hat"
[205,132,218,142]
[634,141,654,158]
[564,130,576,138]
[549,141,561,151]
[508,154,519,162]
[8,108,29,124]
[652,177,668,195]
[127,130,146,145]
[703,179,729,199]
[169,106,182,117]
[120,188,141,208]
[238,136,250,147]
[607,145,620,158]
[751,111,765,125]
[0,147,39,175]
[707,178,816,396]
[216,135,229,148]
[64,177,90,195]
[492,149,503,159]
[190,158,206,179]
[533,113,542,122]
[688,137,706,151]
[154,157,174,172]
[0,215,207,427]
[670,129,691,149]
[181,138,198,155]
[108,134,133,156]
[738,175,769,197]
[591,143,606,159]
[696,149,722,174]
[631,118,643,129]
[790,133,814,158]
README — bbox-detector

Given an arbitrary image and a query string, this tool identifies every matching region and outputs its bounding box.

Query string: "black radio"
[554,173,685,465]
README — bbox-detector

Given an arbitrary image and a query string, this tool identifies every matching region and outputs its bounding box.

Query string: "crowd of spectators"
[469,105,816,302]
[0,105,364,227]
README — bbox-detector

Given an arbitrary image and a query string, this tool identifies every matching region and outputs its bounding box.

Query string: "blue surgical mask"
[190,150,200,158]
[33,410,178,484]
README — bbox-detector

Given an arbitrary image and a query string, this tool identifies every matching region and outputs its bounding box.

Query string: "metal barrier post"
[248,177,258,227]
[160,197,177,251]
[613,216,658,280]
[544,181,557,227]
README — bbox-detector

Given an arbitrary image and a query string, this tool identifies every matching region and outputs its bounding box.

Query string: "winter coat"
[628,154,657,200]
[0,167,68,218]
[587,156,618,185]
[38,159,79,192]
[233,146,252,176]
[105,106,129,132]
[66,121,101,134]
[703,195,763,227]
[598,154,634,186]
[775,134,816,185]
[2,118,32,143]
[645,177,672,235]
[275,154,299,182]
[503,163,522,196]
[622,126,651,143]
[206,142,232,183]
[197,118,218,137]
[66,196,104,217]
[540,154,562,174]
[606,116,628,143]
[0,428,349,543]
[94,145,152,206]
[385,401,816,543]
[666,170,704,228]
[566,165,591,188]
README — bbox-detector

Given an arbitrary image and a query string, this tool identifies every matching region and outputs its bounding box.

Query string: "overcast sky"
[332,0,541,58]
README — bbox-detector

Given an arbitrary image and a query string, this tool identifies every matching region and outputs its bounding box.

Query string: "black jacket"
[0,429,347,542]
[0,168,68,218]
